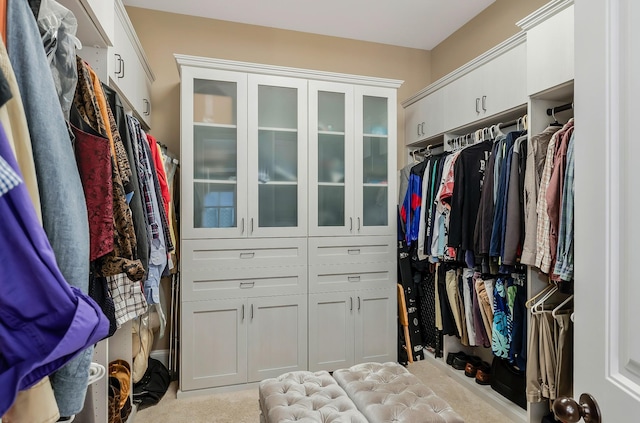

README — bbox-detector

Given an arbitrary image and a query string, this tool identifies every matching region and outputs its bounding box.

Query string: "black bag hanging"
[133,357,171,410]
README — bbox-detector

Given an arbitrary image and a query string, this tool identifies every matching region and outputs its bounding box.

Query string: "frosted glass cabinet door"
[248,75,308,237]
[309,82,354,236]
[181,68,248,239]
[355,87,397,236]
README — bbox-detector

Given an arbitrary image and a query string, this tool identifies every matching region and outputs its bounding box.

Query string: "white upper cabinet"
[309,82,398,237]
[247,74,308,238]
[58,0,115,48]
[444,35,527,131]
[403,88,444,146]
[180,67,248,239]
[518,1,575,96]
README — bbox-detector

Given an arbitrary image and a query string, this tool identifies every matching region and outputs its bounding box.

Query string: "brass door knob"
[553,393,601,423]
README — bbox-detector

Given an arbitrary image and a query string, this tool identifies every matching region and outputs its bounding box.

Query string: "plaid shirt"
[0,154,21,197]
[553,132,575,281]
[107,273,148,327]
[535,120,574,273]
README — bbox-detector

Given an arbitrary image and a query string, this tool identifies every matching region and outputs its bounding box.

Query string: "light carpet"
[134,360,516,422]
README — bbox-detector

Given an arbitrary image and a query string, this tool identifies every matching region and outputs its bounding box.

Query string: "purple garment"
[0,123,109,416]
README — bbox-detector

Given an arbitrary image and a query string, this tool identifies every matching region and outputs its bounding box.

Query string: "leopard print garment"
[74,58,144,281]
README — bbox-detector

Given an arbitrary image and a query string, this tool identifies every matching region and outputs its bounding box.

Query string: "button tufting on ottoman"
[332,362,465,423]
[259,370,368,423]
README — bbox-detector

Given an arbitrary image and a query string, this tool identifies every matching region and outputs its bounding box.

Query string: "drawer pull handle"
[347,249,361,255]
[240,282,255,289]
[348,276,361,282]
[240,252,255,259]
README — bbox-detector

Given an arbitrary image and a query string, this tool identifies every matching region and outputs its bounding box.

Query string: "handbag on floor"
[133,358,170,410]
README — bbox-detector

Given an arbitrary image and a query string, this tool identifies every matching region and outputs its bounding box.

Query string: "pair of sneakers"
[446,351,492,385]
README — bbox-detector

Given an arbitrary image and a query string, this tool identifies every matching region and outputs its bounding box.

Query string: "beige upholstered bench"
[259,370,368,423]
[332,362,465,423]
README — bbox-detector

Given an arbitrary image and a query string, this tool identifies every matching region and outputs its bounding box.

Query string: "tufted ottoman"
[332,362,465,423]
[259,370,368,423]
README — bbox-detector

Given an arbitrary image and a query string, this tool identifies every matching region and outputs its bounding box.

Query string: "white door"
[180,299,247,390]
[308,81,355,237]
[354,86,397,236]
[247,294,307,382]
[308,292,355,371]
[247,74,308,238]
[573,0,640,419]
[354,289,396,364]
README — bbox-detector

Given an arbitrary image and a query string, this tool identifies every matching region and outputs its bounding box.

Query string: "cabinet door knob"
[250,304,254,320]
[241,218,245,234]
[240,252,255,259]
[553,394,601,423]
[250,218,254,234]
[350,297,353,311]
[241,304,245,321]
[143,99,150,115]
[350,217,353,232]
[114,54,122,77]
[421,122,425,136]
[476,97,480,114]
[482,95,487,112]
[357,217,361,231]
[417,124,421,136]
[358,296,361,311]
[240,281,255,289]
[348,275,361,282]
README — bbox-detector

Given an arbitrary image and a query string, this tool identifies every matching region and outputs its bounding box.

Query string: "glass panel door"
[362,95,389,228]
[309,82,353,236]
[182,68,247,239]
[192,79,239,229]
[248,75,307,237]
[318,91,346,228]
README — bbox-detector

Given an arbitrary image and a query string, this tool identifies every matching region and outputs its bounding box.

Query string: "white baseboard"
[150,349,169,368]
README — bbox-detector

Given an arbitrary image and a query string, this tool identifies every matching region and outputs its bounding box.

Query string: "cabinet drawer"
[182,266,307,301]
[183,238,307,270]
[308,236,395,266]
[309,261,395,293]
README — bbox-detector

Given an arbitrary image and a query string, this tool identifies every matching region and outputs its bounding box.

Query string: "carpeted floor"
[134,359,516,422]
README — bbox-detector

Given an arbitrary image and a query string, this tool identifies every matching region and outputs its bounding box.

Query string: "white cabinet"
[78,0,155,129]
[403,88,444,146]
[179,68,307,239]
[309,82,397,237]
[181,295,307,391]
[518,3,574,96]
[309,288,395,372]
[177,55,401,394]
[444,38,527,130]
[58,0,114,48]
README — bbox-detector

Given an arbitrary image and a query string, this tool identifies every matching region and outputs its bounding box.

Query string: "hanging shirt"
[448,140,493,254]
[0,123,108,416]
[503,135,528,266]
[553,132,576,281]
[521,126,562,266]
[400,160,426,245]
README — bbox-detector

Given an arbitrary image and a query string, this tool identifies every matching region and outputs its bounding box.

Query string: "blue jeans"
[8,0,92,415]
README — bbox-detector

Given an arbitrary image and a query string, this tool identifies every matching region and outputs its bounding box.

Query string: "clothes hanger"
[522,114,528,130]
[531,285,560,314]
[550,107,563,127]
[552,294,574,318]
[525,284,556,309]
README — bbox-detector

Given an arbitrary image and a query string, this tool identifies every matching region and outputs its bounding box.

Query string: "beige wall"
[430,0,549,81]
[126,6,431,168]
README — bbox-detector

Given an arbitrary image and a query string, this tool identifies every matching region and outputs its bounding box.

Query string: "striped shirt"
[553,132,575,281]
[0,154,21,197]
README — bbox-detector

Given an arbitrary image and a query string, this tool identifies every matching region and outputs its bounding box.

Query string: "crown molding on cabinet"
[174,54,403,89]
[401,31,526,108]
[516,0,574,31]
[116,0,155,81]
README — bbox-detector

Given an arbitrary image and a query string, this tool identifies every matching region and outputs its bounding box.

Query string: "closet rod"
[411,141,444,156]
[546,102,573,116]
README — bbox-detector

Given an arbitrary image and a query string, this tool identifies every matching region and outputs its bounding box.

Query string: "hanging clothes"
[553,133,576,281]
[7,0,92,416]
[502,134,528,266]
[520,125,562,266]
[0,122,109,416]
[448,140,493,259]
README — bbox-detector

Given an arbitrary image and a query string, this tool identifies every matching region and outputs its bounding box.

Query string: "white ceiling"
[122,0,496,50]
